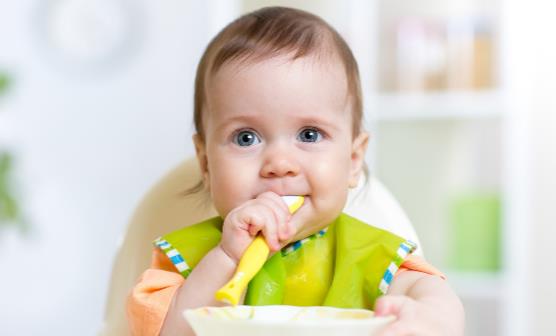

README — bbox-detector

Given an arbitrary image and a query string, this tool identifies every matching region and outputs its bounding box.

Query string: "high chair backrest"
[99,158,421,336]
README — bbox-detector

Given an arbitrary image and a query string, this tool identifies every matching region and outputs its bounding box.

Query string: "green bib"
[153,213,416,309]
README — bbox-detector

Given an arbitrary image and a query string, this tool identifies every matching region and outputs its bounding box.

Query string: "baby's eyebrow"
[214,115,259,132]
[294,116,342,132]
[213,113,343,133]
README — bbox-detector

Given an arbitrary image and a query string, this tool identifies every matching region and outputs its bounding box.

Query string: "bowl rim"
[183,305,396,327]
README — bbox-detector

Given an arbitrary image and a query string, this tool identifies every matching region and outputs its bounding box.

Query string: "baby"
[127,7,464,336]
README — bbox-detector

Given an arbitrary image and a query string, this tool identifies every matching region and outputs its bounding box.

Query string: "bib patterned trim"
[153,237,192,278]
[378,240,417,295]
[154,228,329,277]
[280,228,328,257]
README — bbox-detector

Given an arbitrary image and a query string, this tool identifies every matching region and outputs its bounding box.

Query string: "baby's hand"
[374,295,461,336]
[219,192,295,263]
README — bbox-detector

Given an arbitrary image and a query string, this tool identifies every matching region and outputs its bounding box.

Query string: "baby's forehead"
[212,50,346,79]
[206,54,350,110]
[203,57,353,135]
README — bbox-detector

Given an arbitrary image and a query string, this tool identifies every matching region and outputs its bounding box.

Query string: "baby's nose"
[260,147,300,178]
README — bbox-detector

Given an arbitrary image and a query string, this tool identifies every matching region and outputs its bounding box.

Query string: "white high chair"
[98,158,421,336]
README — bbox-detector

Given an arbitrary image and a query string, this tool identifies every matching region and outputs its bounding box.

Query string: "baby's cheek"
[311,158,350,189]
[309,159,350,210]
[211,171,247,215]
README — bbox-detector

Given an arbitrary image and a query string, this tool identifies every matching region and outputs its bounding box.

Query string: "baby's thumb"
[374,295,409,317]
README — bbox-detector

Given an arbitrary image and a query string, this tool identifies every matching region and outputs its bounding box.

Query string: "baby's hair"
[185,6,367,195]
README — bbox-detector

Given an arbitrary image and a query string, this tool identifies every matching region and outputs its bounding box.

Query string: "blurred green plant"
[0,73,9,94]
[0,153,26,231]
[0,71,28,233]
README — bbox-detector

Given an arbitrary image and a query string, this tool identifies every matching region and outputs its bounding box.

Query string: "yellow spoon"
[215,195,304,305]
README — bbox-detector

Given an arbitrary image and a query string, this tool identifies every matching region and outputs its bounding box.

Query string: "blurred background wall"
[0,0,554,335]
[0,1,219,334]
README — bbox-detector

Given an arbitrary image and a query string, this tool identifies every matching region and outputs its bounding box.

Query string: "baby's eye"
[233,130,261,147]
[297,128,323,143]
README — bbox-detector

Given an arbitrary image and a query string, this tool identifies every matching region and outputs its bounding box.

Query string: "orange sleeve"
[127,249,184,336]
[395,255,446,280]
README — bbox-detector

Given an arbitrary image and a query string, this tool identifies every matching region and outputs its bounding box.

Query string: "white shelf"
[371,90,503,121]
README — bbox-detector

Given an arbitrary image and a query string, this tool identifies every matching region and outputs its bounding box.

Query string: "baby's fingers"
[375,295,417,336]
[242,205,280,251]
[375,295,409,317]
[260,219,281,251]
[244,210,266,236]
[256,192,293,242]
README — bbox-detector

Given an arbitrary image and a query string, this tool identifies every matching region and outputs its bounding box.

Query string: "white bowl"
[184,305,395,336]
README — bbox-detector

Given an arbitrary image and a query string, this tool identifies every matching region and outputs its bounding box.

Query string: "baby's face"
[196,55,368,240]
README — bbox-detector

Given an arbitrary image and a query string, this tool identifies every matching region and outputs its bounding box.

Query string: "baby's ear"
[193,134,210,190]
[348,132,369,188]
